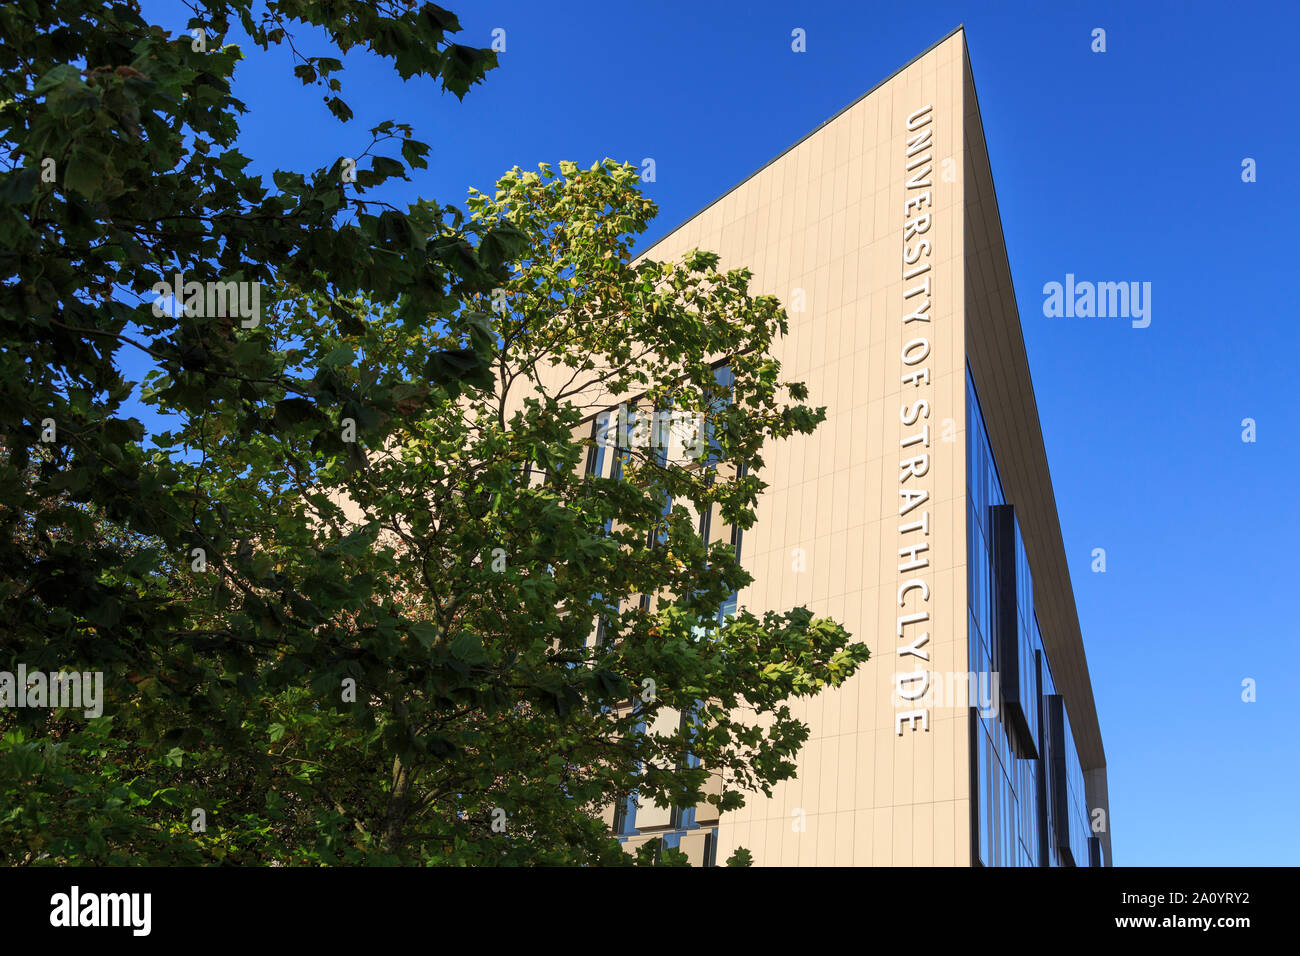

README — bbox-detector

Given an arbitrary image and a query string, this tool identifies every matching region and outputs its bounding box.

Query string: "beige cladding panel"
[642,32,970,866]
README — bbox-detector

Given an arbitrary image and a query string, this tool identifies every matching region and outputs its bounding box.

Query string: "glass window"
[967,365,1070,867]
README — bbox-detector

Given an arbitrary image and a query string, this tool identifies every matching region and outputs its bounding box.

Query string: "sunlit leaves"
[0,0,502,865]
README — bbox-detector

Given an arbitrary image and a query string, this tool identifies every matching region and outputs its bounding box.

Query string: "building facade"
[589,26,1111,867]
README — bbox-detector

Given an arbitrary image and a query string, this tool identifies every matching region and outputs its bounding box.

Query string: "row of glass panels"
[967,367,1091,866]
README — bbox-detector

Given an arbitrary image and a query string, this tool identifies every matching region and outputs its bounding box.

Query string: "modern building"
[585,26,1111,867]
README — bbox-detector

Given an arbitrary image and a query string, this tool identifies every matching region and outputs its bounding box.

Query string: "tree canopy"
[0,1,867,865]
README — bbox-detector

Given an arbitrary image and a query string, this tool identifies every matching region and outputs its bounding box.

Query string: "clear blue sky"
[135,0,1299,865]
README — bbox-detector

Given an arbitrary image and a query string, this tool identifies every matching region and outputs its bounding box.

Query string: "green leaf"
[274,398,319,430]
[377,210,420,248]
[479,222,528,271]
[331,300,366,337]
[409,622,439,649]
[0,166,40,206]
[32,64,81,95]
[63,144,110,199]
[449,631,485,664]
[400,138,431,170]
[326,96,354,122]
[725,847,754,867]
[464,312,496,355]
[424,348,489,388]
[321,344,355,368]
[370,156,406,181]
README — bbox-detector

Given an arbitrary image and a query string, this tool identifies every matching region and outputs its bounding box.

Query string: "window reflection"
[967,367,1088,867]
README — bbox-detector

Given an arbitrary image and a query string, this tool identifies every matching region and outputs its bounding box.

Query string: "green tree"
[0,2,868,865]
[0,0,500,863]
